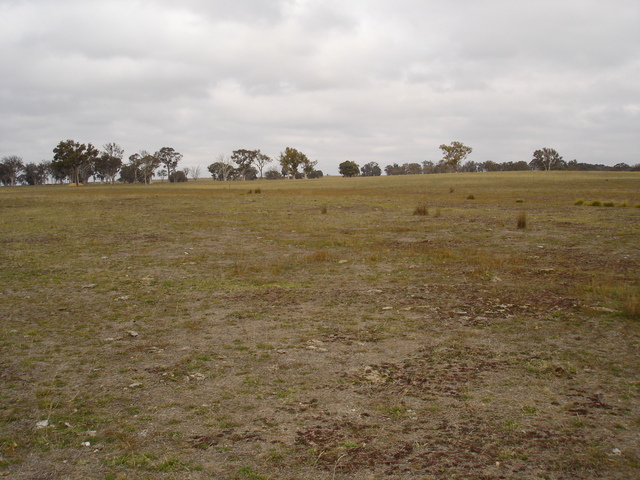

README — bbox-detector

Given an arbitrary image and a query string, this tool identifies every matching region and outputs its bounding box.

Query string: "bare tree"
[189,165,202,181]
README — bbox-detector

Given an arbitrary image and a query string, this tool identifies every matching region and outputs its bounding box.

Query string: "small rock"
[611,448,621,456]
[82,441,91,447]
[127,331,139,337]
[82,284,97,289]
[382,306,393,311]
[35,420,49,429]
[276,349,287,354]
[87,431,97,437]
[338,259,348,264]
[128,382,143,388]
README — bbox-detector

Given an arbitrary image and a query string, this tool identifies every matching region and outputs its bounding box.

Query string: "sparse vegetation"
[413,203,429,216]
[1,171,639,479]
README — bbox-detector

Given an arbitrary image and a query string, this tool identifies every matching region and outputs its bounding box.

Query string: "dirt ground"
[1,174,639,479]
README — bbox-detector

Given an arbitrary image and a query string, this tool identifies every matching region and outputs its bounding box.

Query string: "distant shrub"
[320,205,328,214]
[603,201,615,207]
[413,204,429,216]
[589,200,602,207]
[169,171,188,182]
[635,204,640,209]
[467,194,475,200]
[516,198,524,204]
[449,187,455,193]
[517,212,527,230]
[574,199,585,205]
[247,189,253,194]
[254,188,261,194]
[617,201,628,208]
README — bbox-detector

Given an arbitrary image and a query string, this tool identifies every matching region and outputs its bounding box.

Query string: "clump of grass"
[434,207,442,217]
[467,193,475,200]
[449,187,455,193]
[574,199,585,206]
[305,250,329,263]
[603,201,615,207]
[635,203,640,209]
[254,188,261,194]
[247,189,253,194]
[413,204,429,216]
[517,212,527,230]
[617,201,628,207]
[320,204,328,214]
[516,198,524,204]
[622,291,640,320]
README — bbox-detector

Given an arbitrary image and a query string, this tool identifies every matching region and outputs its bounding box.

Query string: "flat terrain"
[1,171,639,479]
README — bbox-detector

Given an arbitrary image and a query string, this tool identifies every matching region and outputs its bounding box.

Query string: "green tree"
[95,142,124,185]
[231,149,266,180]
[20,161,50,185]
[278,147,309,179]
[439,141,473,172]
[155,147,183,179]
[529,148,565,171]
[0,155,24,186]
[361,162,381,176]
[339,161,360,177]
[52,140,99,185]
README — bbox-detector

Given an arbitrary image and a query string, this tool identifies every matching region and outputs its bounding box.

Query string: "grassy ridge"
[1,171,640,479]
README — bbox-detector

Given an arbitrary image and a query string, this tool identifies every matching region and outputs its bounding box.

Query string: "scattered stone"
[276,349,287,354]
[591,306,618,313]
[82,284,97,289]
[104,337,115,342]
[81,442,91,447]
[611,448,621,455]
[128,382,143,388]
[127,331,139,337]
[188,373,206,381]
[338,259,348,264]
[382,306,393,311]
[35,420,49,429]
[117,295,130,301]
[87,431,97,437]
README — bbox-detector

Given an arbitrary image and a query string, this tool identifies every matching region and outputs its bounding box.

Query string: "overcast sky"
[1,0,639,175]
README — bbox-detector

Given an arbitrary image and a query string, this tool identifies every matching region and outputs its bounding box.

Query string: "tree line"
[0,141,326,186]
[2,140,638,186]
[338,142,640,177]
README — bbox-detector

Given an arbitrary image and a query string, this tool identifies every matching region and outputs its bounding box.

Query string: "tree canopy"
[339,160,360,177]
[530,148,565,171]
[52,140,99,185]
[439,141,473,172]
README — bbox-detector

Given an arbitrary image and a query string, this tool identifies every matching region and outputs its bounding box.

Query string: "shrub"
[617,201,628,208]
[574,199,585,206]
[517,212,527,230]
[467,194,475,200]
[603,201,615,207]
[516,198,524,204]
[413,204,429,216]
[589,200,602,207]
[254,188,262,194]
[320,205,328,214]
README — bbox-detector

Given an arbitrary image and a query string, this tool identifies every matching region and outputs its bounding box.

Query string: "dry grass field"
[1,171,640,479]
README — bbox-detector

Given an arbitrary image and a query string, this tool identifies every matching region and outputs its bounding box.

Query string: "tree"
[529,148,565,171]
[0,156,24,186]
[95,142,123,185]
[278,147,309,179]
[208,155,239,181]
[439,141,473,172]
[20,161,50,185]
[254,152,271,179]
[302,158,318,179]
[155,147,183,179]
[189,165,202,181]
[361,162,382,177]
[139,151,160,184]
[264,167,283,180]
[169,170,188,182]
[52,140,99,185]
[339,161,360,177]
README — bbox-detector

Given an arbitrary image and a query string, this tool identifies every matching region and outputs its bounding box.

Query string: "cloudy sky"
[1,0,639,175]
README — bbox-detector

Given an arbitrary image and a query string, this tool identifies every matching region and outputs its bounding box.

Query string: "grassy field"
[1,171,639,479]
